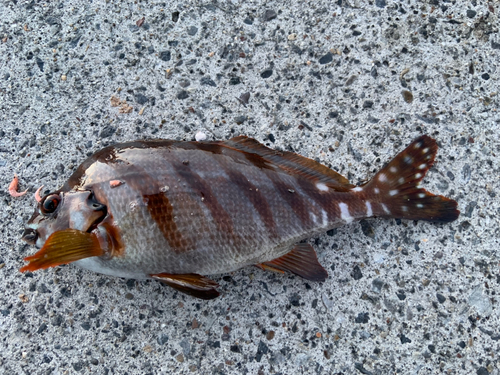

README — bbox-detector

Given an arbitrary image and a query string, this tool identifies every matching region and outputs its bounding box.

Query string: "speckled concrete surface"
[1,1,499,374]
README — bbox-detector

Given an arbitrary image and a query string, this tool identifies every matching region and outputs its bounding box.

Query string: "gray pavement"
[1,0,499,374]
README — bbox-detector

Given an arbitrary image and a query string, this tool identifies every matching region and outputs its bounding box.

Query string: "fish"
[20,135,459,299]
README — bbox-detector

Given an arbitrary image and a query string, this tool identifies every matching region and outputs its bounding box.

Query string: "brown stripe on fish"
[125,174,191,253]
[296,178,340,224]
[242,151,274,170]
[144,192,190,253]
[220,167,279,239]
[339,192,373,222]
[92,165,190,254]
[171,160,236,236]
[262,170,312,228]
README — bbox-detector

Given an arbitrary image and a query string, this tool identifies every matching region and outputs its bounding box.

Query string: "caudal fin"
[361,135,459,223]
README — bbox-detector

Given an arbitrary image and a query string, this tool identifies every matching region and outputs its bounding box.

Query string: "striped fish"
[21,135,459,299]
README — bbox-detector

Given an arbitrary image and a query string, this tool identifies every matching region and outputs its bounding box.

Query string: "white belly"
[74,257,149,280]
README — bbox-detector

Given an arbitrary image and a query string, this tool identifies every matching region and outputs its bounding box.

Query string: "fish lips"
[21,227,38,245]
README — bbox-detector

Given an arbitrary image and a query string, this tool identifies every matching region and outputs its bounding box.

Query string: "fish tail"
[359,135,459,223]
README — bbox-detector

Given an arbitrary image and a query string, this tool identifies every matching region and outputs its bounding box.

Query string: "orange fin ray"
[260,243,328,282]
[256,263,285,274]
[150,273,220,300]
[219,136,354,191]
[20,229,103,272]
[362,135,460,222]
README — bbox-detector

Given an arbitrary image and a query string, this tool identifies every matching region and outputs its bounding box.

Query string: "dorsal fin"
[218,136,354,192]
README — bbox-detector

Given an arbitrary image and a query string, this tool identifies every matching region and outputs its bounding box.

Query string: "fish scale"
[20,135,459,299]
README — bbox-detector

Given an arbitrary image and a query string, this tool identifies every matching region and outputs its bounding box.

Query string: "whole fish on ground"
[21,135,459,299]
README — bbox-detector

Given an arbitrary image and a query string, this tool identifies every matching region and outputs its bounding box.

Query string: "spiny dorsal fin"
[150,273,220,300]
[259,243,328,282]
[220,136,354,192]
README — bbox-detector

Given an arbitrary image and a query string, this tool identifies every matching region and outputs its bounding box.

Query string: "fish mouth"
[22,227,38,245]
[85,193,108,234]
[85,213,107,235]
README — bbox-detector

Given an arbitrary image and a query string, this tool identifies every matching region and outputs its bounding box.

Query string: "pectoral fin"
[150,273,220,300]
[20,229,104,272]
[259,243,328,282]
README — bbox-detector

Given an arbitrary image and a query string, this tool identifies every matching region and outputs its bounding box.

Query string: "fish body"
[22,136,459,299]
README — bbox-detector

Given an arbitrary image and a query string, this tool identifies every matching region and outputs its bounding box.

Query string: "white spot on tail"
[316,182,329,192]
[414,142,423,149]
[374,187,380,194]
[418,164,427,169]
[418,193,426,198]
[338,202,353,223]
[310,212,319,225]
[389,190,398,196]
[422,147,429,154]
[365,201,373,217]
[404,155,413,164]
[402,206,408,212]
[381,203,390,215]
[389,166,398,173]
[351,186,363,192]
[416,203,424,208]
[378,173,387,182]
[398,177,405,184]
[415,173,422,179]
[321,209,328,227]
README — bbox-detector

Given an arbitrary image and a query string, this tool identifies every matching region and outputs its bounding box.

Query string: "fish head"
[22,189,107,249]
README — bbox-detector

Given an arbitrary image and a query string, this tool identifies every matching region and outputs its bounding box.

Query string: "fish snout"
[22,228,38,245]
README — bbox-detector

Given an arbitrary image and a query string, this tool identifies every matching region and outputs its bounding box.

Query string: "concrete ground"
[1,0,499,374]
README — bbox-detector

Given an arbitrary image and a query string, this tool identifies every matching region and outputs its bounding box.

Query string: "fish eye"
[41,194,61,214]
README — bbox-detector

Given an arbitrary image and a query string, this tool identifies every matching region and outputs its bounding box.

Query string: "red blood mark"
[109,180,124,188]
[8,174,28,198]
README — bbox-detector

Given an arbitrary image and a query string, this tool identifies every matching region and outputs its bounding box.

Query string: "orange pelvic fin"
[20,229,104,272]
[150,273,220,300]
[260,243,328,282]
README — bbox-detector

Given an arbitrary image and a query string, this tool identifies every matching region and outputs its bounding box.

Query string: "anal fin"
[256,263,285,274]
[260,243,328,282]
[150,273,220,300]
